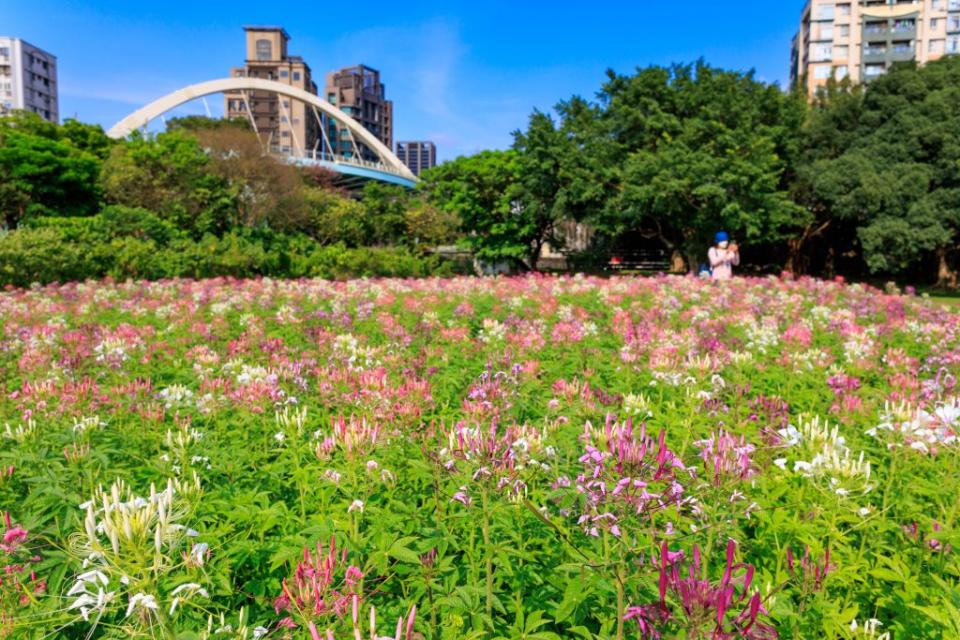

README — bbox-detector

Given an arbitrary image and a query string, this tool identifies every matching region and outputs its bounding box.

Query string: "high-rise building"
[791,0,960,96]
[224,26,318,155]
[323,65,393,162]
[0,37,58,123]
[396,141,437,176]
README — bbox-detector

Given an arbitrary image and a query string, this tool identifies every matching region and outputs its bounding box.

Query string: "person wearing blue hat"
[708,231,739,280]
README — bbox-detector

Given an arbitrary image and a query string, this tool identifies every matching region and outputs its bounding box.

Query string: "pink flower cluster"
[575,417,691,538]
[626,540,777,640]
[274,536,365,631]
[694,429,757,487]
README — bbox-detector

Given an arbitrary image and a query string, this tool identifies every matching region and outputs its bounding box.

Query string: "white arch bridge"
[107,78,418,189]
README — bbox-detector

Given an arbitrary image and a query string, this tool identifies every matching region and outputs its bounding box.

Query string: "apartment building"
[223,26,319,155]
[396,141,437,176]
[791,0,960,95]
[323,65,393,162]
[0,37,58,122]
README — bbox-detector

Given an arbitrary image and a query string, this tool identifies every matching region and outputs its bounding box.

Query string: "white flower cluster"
[850,618,890,640]
[775,415,873,498]
[68,476,209,630]
[73,415,107,435]
[3,419,37,442]
[867,399,960,454]
[332,333,379,370]
[622,393,654,419]
[744,319,780,355]
[94,337,131,364]
[158,384,195,409]
[478,318,507,343]
[843,331,876,363]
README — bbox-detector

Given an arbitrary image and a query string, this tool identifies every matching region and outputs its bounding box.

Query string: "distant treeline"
[3,56,960,285]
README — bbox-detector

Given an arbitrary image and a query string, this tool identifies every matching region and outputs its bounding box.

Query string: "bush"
[0,223,453,286]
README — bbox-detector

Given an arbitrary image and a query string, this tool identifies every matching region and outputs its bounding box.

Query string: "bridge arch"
[106,77,417,182]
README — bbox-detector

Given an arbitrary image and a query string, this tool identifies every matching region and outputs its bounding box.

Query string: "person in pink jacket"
[708,231,739,280]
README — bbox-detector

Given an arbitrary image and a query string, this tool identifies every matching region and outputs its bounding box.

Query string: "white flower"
[773,458,787,470]
[253,627,270,639]
[125,592,159,618]
[189,543,209,567]
[348,500,365,514]
[274,432,285,444]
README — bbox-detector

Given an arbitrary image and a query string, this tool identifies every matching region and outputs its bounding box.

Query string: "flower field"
[2,274,960,639]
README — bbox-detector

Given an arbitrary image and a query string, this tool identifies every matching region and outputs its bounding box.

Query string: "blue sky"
[5,1,802,161]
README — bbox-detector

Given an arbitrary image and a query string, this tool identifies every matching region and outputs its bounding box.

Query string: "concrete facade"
[223,27,319,155]
[792,0,960,96]
[0,37,58,123]
[396,141,436,176]
[324,65,393,163]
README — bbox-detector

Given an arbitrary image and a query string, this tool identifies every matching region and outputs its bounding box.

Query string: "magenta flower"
[626,540,777,640]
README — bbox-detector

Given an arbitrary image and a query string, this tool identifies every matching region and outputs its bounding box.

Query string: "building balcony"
[863,27,890,41]
[890,44,916,60]
[862,50,888,63]
[891,23,917,38]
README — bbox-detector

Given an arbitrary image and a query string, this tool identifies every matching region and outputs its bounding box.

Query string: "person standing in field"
[708,231,739,280]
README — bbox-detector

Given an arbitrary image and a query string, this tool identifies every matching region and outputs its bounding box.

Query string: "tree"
[788,81,864,275]
[797,56,960,286]
[303,188,368,247]
[403,199,459,250]
[360,183,410,246]
[166,115,253,132]
[421,150,543,269]
[100,131,236,236]
[192,127,311,232]
[0,121,101,227]
[555,61,806,271]
[511,111,572,264]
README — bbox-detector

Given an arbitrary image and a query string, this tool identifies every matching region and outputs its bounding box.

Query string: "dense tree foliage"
[420,150,537,267]
[6,55,960,284]
[0,113,103,227]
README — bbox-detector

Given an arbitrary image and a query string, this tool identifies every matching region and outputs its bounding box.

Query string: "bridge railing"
[277,147,407,178]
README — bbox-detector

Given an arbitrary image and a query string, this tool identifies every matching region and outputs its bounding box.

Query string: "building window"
[838,3,851,16]
[933,0,946,10]
[255,39,272,61]
[293,72,301,81]
[835,65,849,80]
[865,64,886,77]
[280,70,289,78]
[931,39,946,53]
[814,65,832,80]
[813,43,833,61]
[814,3,835,20]
[839,24,850,37]
[932,18,943,31]
[835,45,849,58]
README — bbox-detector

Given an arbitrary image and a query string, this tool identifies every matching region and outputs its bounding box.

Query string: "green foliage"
[0,219,452,286]
[0,114,102,227]
[570,61,807,266]
[421,150,531,266]
[797,56,960,281]
[99,130,237,236]
[165,115,253,132]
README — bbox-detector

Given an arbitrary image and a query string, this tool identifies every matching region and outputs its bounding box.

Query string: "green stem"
[481,488,494,624]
